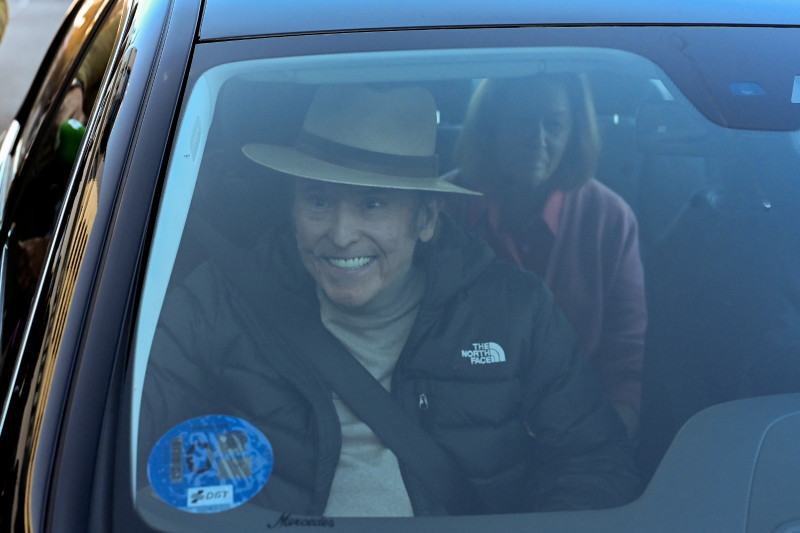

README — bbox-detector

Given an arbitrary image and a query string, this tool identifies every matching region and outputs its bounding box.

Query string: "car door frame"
[0,0,154,530]
[22,0,203,530]
[0,0,120,404]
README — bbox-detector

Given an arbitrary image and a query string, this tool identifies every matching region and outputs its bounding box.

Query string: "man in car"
[140,83,638,516]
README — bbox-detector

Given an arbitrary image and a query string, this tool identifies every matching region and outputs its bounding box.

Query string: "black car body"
[2,0,800,530]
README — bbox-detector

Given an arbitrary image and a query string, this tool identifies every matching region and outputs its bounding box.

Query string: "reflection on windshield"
[130,47,800,521]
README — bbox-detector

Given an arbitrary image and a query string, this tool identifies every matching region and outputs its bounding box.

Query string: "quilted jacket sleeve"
[520,282,641,511]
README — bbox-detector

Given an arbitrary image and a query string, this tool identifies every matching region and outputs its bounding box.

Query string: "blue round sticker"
[148,415,273,513]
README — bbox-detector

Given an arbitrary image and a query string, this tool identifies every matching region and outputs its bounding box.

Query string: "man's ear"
[417,196,442,243]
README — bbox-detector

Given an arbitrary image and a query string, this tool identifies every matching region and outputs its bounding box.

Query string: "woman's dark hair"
[455,73,600,193]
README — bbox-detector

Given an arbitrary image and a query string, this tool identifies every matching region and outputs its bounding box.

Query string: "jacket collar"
[414,213,496,309]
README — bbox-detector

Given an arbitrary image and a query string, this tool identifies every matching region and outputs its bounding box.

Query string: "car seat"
[637,130,800,482]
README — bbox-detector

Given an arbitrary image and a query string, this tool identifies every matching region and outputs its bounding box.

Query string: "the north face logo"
[461,342,506,365]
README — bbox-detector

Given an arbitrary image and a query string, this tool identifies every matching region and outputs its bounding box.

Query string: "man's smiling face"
[292,180,438,308]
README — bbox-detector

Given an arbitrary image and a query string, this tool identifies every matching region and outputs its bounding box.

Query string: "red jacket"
[453,179,645,411]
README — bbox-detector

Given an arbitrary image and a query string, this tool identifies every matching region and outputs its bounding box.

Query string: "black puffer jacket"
[140,215,638,516]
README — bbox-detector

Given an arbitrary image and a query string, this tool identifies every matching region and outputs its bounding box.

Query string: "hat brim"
[242,143,481,196]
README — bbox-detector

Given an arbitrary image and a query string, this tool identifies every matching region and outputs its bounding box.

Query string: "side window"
[1,1,122,356]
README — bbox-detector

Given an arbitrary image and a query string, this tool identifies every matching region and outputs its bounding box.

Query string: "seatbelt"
[199,223,477,515]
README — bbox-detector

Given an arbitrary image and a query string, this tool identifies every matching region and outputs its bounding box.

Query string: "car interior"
[130,45,800,523]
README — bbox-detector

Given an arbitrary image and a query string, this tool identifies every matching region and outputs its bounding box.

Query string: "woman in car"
[452,73,646,436]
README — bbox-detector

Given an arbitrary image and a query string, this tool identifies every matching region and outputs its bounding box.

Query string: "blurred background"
[0,0,72,128]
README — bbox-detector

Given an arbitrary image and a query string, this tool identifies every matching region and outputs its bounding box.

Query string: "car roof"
[199,0,800,42]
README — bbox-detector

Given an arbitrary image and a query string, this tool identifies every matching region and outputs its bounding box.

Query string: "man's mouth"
[325,256,373,270]
[532,156,548,169]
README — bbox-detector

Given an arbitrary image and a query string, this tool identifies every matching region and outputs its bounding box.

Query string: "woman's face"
[492,79,573,195]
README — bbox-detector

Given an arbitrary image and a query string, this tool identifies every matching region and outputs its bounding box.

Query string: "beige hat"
[242,84,480,195]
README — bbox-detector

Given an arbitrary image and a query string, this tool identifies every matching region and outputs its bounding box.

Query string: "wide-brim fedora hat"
[242,84,480,195]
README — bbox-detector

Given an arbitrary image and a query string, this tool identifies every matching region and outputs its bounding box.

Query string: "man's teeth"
[327,257,371,269]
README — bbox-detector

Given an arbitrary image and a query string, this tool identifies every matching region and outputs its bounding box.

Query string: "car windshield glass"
[125,34,800,528]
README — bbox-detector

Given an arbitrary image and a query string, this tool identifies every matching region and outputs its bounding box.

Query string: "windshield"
[125,28,800,529]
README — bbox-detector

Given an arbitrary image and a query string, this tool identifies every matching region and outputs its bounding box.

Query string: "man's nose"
[329,205,361,247]
[532,121,547,147]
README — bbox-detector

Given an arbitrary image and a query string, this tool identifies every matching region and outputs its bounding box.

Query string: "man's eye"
[546,120,565,132]
[363,199,385,210]
[308,196,328,208]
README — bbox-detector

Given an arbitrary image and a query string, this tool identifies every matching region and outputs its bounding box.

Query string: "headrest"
[636,101,717,155]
